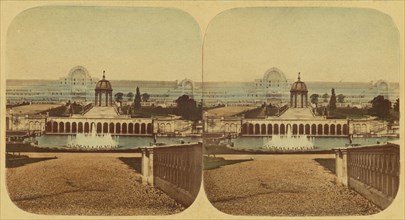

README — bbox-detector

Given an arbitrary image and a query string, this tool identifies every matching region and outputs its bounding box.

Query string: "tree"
[329,88,337,110]
[142,93,150,102]
[322,93,329,103]
[393,98,399,112]
[322,106,328,116]
[310,94,319,108]
[134,87,141,109]
[126,92,134,101]
[369,95,392,119]
[114,92,124,102]
[337,94,345,103]
[175,95,200,120]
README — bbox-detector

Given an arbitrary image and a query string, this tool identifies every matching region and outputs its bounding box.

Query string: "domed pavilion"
[290,72,308,108]
[95,71,113,106]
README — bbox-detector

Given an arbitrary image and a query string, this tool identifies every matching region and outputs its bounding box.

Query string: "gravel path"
[204,154,380,216]
[6,153,183,216]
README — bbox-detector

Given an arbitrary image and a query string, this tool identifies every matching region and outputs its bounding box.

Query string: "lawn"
[327,107,369,119]
[121,105,176,117]
[7,104,64,116]
[206,106,258,117]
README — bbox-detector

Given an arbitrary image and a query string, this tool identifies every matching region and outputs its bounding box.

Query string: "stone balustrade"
[141,143,202,207]
[333,143,400,209]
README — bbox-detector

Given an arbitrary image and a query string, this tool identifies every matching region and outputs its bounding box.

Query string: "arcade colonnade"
[45,118,154,135]
[28,121,45,131]
[17,117,372,137]
[239,120,350,136]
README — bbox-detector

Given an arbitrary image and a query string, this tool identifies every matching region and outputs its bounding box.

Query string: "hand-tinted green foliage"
[142,93,150,102]
[369,95,392,119]
[134,87,142,109]
[337,94,345,103]
[126,92,134,101]
[322,93,329,103]
[329,88,337,110]
[310,94,319,107]
[175,95,202,121]
[114,92,124,102]
[327,107,368,119]
[393,98,399,112]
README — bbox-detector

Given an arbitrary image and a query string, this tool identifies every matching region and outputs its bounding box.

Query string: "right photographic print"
[202,7,400,216]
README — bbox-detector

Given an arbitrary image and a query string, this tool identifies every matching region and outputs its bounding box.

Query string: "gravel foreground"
[6,153,184,216]
[204,154,381,216]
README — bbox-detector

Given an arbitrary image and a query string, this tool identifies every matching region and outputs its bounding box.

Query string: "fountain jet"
[264,124,314,151]
[67,122,119,150]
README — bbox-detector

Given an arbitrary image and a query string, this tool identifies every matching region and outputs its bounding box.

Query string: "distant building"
[5,74,198,137]
[6,66,399,108]
[6,66,202,105]
[202,68,398,107]
[203,74,394,138]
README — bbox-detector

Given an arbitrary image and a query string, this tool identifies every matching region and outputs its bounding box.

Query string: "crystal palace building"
[6,66,399,107]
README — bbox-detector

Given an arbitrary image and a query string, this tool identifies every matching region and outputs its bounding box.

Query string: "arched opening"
[343,124,348,135]
[280,124,285,135]
[261,124,266,135]
[65,122,71,133]
[254,124,260,134]
[165,123,171,133]
[84,122,89,133]
[299,124,304,135]
[72,122,77,133]
[274,124,279,135]
[356,124,360,133]
[141,123,146,134]
[36,122,41,130]
[147,123,153,134]
[267,124,272,135]
[53,122,58,133]
[122,123,127,134]
[241,124,247,134]
[361,124,367,133]
[78,122,83,133]
[317,124,323,135]
[248,124,253,134]
[35,122,40,130]
[230,124,236,133]
[337,124,342,135]
[324,124,329,135]
[305,124,310,135]
[59,122,64,133]
[330,124,336,135]
[128,123,134,134]
[116,123,121,134]
[109,123,115,133]
[103,123,108,133]
[46,121,52,132]
[97,122,102,133]
[135,123,140,134]
[292,124,298,135]
[159,123,165,133]
[225,124,230,133]
[311,124,316,135]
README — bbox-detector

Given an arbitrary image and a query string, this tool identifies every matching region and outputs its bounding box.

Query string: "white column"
[141,148,149,185]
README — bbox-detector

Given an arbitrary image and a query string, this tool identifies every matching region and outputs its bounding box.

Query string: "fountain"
[67,123,119,150]
[263,125,314,151]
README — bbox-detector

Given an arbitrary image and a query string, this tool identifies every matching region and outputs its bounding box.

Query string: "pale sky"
[204,8,400,83]
[6,6,202,81]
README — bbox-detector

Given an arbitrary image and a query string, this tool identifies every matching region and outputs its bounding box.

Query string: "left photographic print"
[5,6,202,215]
